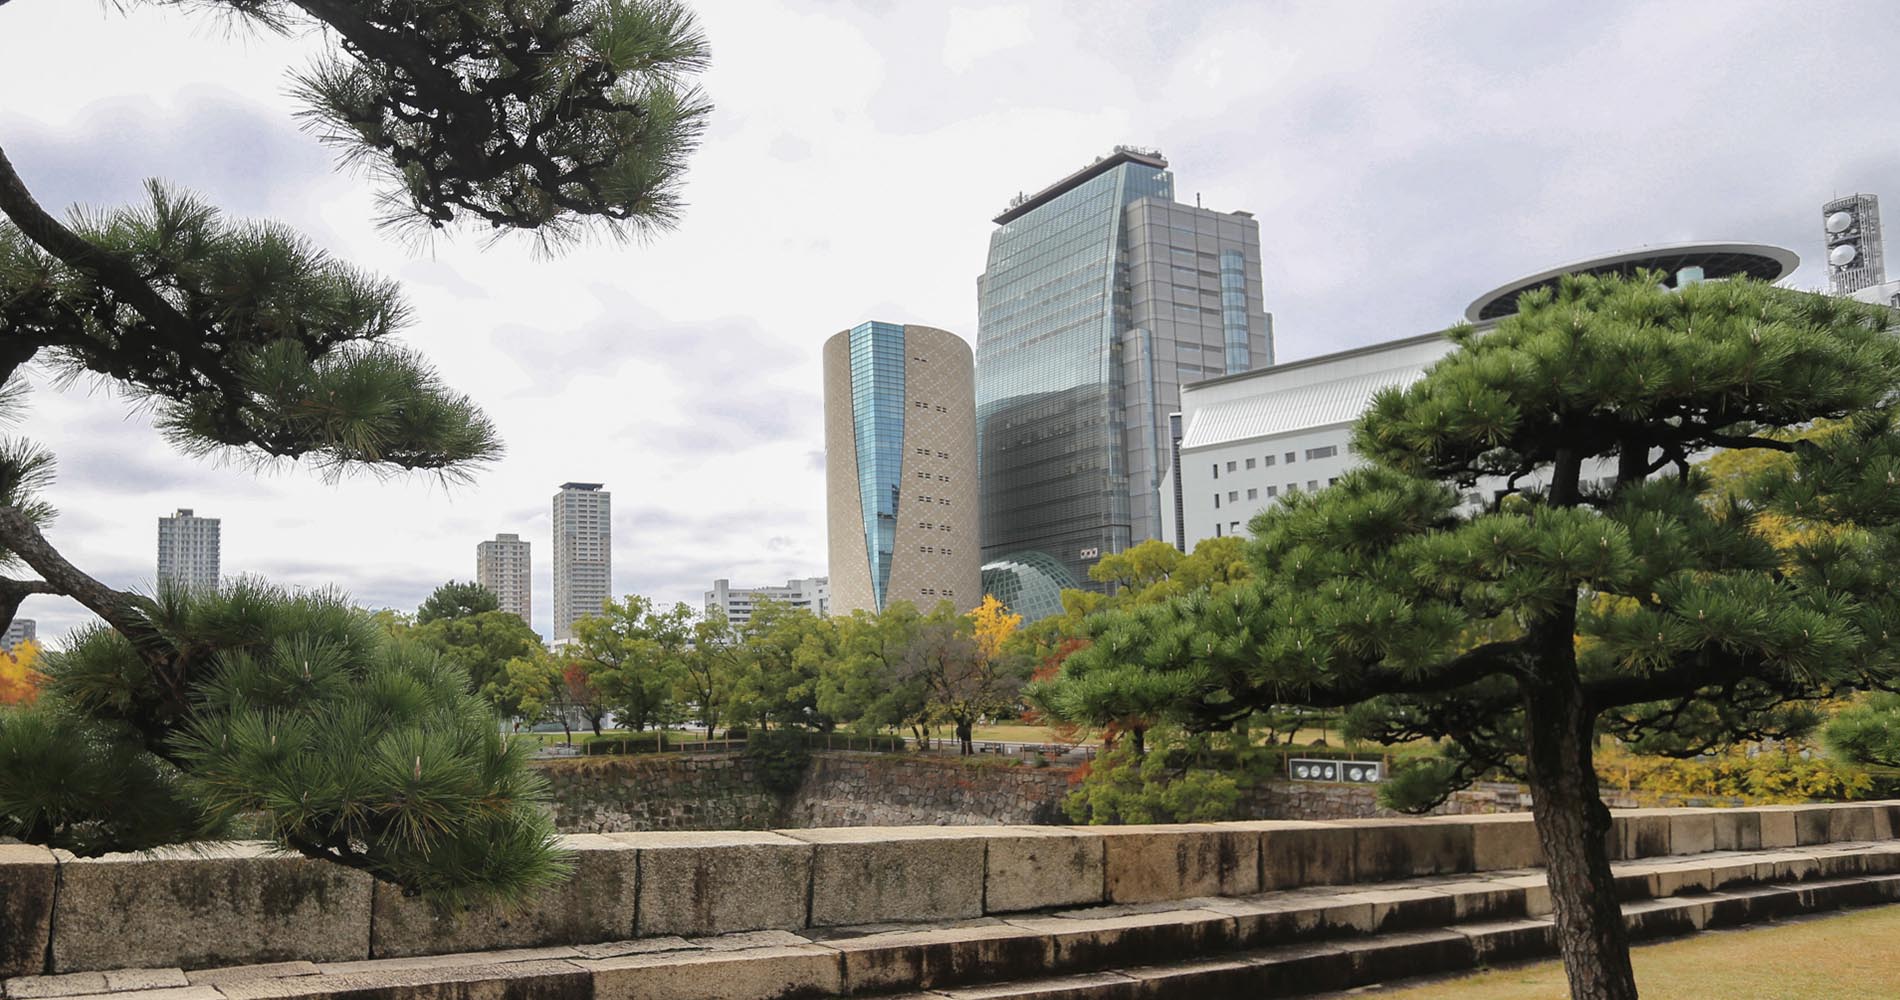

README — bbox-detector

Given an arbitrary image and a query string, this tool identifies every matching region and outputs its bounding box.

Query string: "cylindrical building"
[823,322,981,614]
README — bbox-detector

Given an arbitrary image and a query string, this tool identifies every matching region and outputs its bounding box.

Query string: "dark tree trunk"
[1523,641,1637,1000]
[589,714,603,737]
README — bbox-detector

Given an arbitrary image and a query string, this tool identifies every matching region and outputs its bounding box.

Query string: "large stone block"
[0,843,56,977]
[983,828,1106,914]
[1827,804,1879,844]
[1343,819,1474,880]
[1610,810,1673,860]
[1094,825,1259,903]
[51,843,371,973]
[584,945,842,1000]
[1238,821,1353,890]
[1757,808,1798,849]
[610,831,810,938]
[1668,810,1718,856]
[370,834,635,958]
[1711,809,1761,852]
[1456,815,1543,871]
[779,827,987,927]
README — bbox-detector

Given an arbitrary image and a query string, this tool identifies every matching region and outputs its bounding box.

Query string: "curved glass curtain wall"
[980,551,1081,624]
[975,160,1172,589]
[849,322,906,610]
[1219,249,1251,374]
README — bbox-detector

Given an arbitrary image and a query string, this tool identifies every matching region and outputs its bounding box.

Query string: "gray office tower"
[552,482,611,641]
[1824,194,1886,295]
[156,508,220,592]
[976,147,1273,589]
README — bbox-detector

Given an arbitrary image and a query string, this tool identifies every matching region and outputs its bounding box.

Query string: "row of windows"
[916,522,954,531]
[912,400,949,413]
[1214,478,1340,508]
[1214,444,1342,478]
[915,494,953,507]
[918,545,956,555]
[914,448,951,458]
[914,470,953,482]
[919,587,956,598]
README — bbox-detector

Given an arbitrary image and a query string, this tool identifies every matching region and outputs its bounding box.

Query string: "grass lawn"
[1350,905,1900,999]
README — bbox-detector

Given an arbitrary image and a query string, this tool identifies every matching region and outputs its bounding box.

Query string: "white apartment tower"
[156,508,220,592]
[476,533,532,626]
[552,483,611,641]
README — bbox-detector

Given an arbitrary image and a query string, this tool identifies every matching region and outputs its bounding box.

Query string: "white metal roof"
[1179,364,1427,450]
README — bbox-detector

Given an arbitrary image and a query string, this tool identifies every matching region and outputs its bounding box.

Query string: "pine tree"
[1035,274,1900,1000]
[0,0,709,904]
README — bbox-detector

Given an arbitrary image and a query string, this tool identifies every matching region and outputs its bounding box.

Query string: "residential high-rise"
[976,147,1273,590]
[823,322,981,614]
[552,483,611,641]
[3,618,35,650]
[476,533,532,626]
[156,508,220,592]
[705,576,829,627]
[1824,194,1886,296]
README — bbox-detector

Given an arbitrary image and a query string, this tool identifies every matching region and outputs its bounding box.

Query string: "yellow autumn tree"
[0,639,43,706]
[968,594,1022,663]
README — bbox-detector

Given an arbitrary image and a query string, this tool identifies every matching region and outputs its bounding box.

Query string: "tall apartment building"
[476,533,532,626]
[3,618,35,650]
[976,147,1273,590]
[156,508,220,592]
[823,322,982,614]
[705,576,830,627]
[551,483,611,641]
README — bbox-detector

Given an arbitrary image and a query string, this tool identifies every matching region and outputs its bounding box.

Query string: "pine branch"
[0,576,58,637]
[0,506,171,669]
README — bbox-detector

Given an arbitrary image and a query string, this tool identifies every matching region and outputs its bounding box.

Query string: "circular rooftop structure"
[1464,242,1800,323]
[981,551,1079,624]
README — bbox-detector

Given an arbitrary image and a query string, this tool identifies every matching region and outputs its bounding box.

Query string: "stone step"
[8,845,1899,1000]
[882,876,1900,999]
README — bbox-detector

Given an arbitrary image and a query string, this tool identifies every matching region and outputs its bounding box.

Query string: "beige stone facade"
[823,324,980,614]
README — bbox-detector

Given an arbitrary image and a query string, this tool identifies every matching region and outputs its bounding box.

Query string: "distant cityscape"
[136,156,1898,643]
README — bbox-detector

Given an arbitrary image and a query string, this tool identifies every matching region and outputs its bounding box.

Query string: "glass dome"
[981,551,1080,623]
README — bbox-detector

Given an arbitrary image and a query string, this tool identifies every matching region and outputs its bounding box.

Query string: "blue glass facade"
[1219,249,1251,374]
[848,321,905,610]
[976,156,1172,590]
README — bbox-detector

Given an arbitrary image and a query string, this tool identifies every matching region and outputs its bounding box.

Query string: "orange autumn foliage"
[0,639,44,705]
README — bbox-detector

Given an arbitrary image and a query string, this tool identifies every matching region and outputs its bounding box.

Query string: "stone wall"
[10,803,1897,976]
[783,752,1077,827]
[537,753,780,833]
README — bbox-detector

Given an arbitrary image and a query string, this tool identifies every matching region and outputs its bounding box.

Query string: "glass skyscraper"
[976,148,1272,594]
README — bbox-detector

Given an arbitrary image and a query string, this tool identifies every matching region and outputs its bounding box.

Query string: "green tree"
[416,580,499,624]
[1036,275,1900,1000]
[411,610,542,712]
[495,647,566,741]
[1824,693,1900,769]
[901,602,1032,755]
[819,602,930,738]
[731,600,834,731]
[572,595,692,732]
[0,0,709,904]
[680,611,743,738]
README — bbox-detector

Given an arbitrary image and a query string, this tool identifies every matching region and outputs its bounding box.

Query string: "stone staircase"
[7,838,1900,1000]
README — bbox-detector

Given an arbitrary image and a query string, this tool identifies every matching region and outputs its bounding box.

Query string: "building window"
[1247,488,1258,500]
[1285,452,1297,464]
[1287,483,1298,493]
[1266,485,1278,497]
[1263,454,1276,467]
[1245,458,1256,470]
[1306,445,1339,460]
[1215,523,1222,537]
[1212,464,1219,479]
[1230,521,1240,533]
[1307,480,1319,491]
[1228,491,1238,502]
[1214,494,1221,509]
[1329,477,1339,486]
[1226,461,1237,472]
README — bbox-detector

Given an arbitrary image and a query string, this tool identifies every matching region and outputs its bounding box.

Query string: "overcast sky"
[4,0,1898,644]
